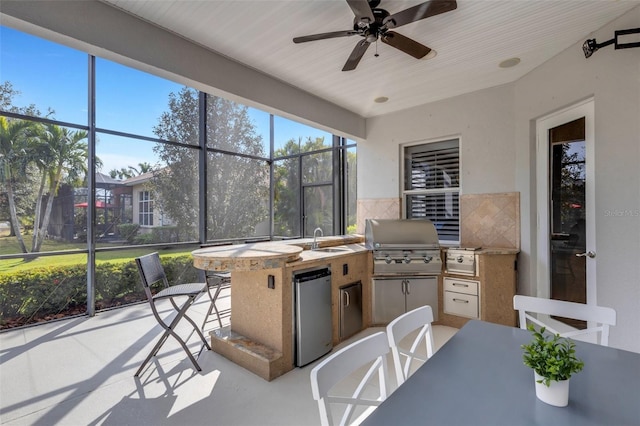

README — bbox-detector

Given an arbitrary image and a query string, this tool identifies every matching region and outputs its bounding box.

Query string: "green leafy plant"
[521,324,584,386]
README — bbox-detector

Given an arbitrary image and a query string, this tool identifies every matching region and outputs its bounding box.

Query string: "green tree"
[0,116,38,252]
[152,88,268,240]
[1,81,54,119]
[31,124,88,252]
[1,82,51,242]
[109,162,153,179]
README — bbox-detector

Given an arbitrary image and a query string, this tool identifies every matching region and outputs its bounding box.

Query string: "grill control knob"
[403,255,411,264]
[456,256,464,263]
[385,255,392,264]
[423,256,433,263]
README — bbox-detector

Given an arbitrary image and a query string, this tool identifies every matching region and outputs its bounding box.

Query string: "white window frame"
[138,190,154,227]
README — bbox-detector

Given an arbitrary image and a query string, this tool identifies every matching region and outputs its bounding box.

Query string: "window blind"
[403,139,460,242]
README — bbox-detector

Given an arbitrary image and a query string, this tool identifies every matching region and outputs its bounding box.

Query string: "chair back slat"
[386,305,435,386]
[513,295,616,346]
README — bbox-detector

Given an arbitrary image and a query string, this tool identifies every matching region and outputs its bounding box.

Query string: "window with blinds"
[403,139,460,242]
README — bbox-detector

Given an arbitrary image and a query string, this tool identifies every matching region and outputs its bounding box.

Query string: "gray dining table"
[363,319,640,426]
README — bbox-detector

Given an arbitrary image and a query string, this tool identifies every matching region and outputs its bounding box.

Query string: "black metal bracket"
[583,27,640,58]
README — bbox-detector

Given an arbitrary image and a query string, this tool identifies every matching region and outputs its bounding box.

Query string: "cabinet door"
[340,282,363,339]
[405,277,439,321]
[372,278,406,324]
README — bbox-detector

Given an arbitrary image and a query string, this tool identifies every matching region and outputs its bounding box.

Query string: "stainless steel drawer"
[444,291,479,319]
[443,277,479,296]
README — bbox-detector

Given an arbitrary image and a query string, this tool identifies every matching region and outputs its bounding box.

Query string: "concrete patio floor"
[0,289,457,425]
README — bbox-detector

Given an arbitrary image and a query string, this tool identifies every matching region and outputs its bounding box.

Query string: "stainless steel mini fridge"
[339,281,363,340]
[294,268,332,367]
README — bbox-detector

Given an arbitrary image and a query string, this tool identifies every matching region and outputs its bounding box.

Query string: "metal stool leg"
[136,294,210,377]
[202,274,230,330]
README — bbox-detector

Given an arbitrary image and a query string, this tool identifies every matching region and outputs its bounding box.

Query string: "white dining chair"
[310,331,390,426]
[386,305,435,387]
[513,295,616,346]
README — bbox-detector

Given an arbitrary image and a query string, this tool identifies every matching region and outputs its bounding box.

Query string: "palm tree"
[0,116,38,253]
[31,124,88,252]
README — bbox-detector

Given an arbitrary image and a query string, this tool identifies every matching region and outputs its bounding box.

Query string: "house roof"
[122,170,156,187]
[95,172,124,188]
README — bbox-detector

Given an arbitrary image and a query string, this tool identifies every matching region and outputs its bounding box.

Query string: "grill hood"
[365,219,440,249]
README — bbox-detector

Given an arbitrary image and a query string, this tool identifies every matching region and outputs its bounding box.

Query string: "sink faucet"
[312,227,323,250]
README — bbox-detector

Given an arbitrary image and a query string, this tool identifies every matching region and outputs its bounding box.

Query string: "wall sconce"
[583,28,640,58]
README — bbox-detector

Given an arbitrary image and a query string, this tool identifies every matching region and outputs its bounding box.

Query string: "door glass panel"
[549,117,586,328]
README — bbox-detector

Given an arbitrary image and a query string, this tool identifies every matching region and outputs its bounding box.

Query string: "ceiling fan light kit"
[293,0,457,71]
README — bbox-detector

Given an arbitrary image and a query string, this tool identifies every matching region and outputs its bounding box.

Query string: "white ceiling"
[102,0,638,118]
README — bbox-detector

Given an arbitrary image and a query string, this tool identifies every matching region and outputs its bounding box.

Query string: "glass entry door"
[536,99,595,330]
[549,118,587,308]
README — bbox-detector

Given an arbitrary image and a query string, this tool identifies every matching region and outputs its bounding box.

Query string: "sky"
[0,26,334,174]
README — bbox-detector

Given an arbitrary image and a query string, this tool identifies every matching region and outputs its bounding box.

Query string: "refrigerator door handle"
[344,291,350,308]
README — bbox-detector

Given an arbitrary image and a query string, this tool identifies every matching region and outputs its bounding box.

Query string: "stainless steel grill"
[365,219,442,276]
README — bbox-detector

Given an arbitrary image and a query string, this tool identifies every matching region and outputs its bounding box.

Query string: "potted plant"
[521,324,584,407]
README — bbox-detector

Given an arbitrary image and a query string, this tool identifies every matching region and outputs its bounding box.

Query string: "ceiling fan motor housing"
[353,8,392,40]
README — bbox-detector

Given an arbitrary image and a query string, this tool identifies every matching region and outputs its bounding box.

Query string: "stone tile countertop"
[441,246,520,255]
[191,235,365,271]
[292,243,369,265]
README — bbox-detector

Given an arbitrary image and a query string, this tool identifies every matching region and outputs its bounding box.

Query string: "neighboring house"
[122,170,174,231]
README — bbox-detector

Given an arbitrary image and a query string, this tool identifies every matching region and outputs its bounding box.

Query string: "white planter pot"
[534,372,569,407]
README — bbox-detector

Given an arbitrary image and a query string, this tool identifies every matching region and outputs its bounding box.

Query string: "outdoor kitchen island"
[191,235,370,381]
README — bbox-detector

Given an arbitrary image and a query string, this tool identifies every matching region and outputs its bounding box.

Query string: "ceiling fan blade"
[342,39,371,71]
[381,31,432,59]
[346,0,374,23]
[384,0,457,29]
[293,30,360,43]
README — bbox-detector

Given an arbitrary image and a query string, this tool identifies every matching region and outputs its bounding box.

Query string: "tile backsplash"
[356,198,400,234]
[460,192,520,249]
[356,193,519,249]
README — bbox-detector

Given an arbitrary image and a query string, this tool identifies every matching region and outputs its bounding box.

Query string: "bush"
[117,223,140,243]
[0,264,87,325]
[152,226,179,243]
[133,233,155,245]
[0,254,200,328]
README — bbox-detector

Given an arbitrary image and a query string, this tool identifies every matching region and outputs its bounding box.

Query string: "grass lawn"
[0,236,196,274]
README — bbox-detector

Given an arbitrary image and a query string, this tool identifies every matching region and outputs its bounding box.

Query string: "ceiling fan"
[293,0,457,71]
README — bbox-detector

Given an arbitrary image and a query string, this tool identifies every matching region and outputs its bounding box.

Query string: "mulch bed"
[1,295,146,330]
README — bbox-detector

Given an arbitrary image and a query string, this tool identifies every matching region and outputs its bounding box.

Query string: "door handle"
[576,251,596,258]
[344,291,350,307]
[405,279,411,295]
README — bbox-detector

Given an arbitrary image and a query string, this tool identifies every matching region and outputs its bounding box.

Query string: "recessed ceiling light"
[374,96,389,103]
[499,57,521,68]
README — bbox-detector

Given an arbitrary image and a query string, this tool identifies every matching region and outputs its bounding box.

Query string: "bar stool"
[202,271,231,330]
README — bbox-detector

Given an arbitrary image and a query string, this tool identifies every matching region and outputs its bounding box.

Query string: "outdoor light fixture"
[583,27,640,58]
